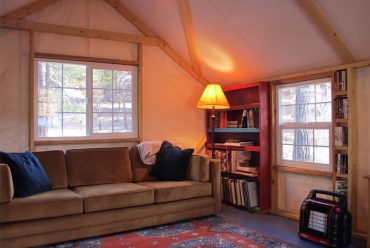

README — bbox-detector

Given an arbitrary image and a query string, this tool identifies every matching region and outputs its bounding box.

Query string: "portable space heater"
[299,190,351,247]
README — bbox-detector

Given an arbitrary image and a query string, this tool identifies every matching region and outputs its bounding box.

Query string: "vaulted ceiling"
[1,0,370,86]
[121,0,370,85]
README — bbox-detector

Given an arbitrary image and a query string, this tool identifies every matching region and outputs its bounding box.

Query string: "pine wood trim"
[178,0,202,75]
[29,31,36,151]
[0,18,160,45]
[158,40,208,86]
[274,165,333,177]
[270,84,278,210]
[35,53,139,65]
[347,68,359,234]
[34,138,140,145]
[103,0,158,37]
[296,0,355,63]
[264,59,370,82]
[137,43,143,141]
[2,0,60,19]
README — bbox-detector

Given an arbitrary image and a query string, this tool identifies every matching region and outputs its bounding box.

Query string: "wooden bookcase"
[332,68,356,220]
[205,81,271,213]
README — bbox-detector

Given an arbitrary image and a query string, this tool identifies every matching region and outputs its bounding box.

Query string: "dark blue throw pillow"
[150,141,194,181]
[0,151,52,197]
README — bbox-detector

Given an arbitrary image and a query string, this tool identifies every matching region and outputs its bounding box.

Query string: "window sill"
[34,138,140,145]
[273,165,332,177]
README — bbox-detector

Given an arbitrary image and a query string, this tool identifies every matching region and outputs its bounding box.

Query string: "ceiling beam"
[178,0,202,75]
[103,0,209,86]
[296,0,356,63]
[103,0,157,37]
[2,0,60,19]
[0,17,160,45]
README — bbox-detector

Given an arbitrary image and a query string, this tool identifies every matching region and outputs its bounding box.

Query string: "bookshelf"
[205,81,270,212]
[332,69,355,215]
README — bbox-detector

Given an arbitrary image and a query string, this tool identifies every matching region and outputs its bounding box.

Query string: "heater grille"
[308,210,327,234]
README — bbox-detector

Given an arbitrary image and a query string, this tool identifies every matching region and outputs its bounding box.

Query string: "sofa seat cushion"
[138,181,212,203]
[0,189,82,223]
[73,183,154,213]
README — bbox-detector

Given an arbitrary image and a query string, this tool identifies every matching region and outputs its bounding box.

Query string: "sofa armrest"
[188,154,210,182]
[209,158,221,212]
[0,163,13,203]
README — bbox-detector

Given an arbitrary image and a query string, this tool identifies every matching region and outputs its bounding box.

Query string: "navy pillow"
[0,151,52,197]
[150,141,194,181]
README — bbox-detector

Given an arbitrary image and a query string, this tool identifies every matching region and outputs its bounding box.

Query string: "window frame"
[34,57,139,142]
[276,78,333,172]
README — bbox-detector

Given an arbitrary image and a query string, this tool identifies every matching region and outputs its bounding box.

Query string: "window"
[35,58,138,140]
[277,78,332,170]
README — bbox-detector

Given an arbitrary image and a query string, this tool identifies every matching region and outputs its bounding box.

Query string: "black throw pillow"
[149,141,194,181]
[0,151,52,197]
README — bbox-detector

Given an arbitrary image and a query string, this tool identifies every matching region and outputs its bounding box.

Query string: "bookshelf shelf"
[205,81,270,212]
[335,146,348,151]
[335,118,348,124]
[335,91,347,96]
[206,128,259,133]
[336,173,348,179]
[207,143,261,152]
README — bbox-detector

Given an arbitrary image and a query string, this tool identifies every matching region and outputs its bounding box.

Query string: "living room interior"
[0,0,369,247]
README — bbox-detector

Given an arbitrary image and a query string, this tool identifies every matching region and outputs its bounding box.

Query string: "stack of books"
[215,149,258,177]
[336,98,348,119]
[334,69,347,91]
[221,178,259,208]
[226,121,239,128]
[335,180,348,195]
[335,126,348,146]
[336,154,348,174]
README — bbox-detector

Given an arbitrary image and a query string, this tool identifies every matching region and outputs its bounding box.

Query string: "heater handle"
[308,190,347,207]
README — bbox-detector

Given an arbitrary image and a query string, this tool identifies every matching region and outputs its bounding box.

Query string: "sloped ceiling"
[122,0,370,85]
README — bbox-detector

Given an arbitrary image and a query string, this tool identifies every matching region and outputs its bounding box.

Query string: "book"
[335,126,348,146]
[335,180,348,195]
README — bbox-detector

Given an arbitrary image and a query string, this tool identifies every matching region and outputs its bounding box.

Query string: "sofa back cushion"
[66,147,132,187]
[129,146,156,182]
[33,150,68,189]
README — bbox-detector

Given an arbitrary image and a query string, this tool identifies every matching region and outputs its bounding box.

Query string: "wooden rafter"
[0,18,160,45]
[296,0,356,63]
[103,0,157,37]
[103,0,209,86]
[178,0,202,75]
[2,0,60,19]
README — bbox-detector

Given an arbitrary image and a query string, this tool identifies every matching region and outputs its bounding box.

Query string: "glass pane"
[296,104,315,122]
[316,82,331,102]
[282,145,294,160]
[38,88,62,114]
[279,87,296,105]
[280,105,296,123]
[38,62,62,87]
[113,90,125,112]
[282,129,294,144]
[295,129,313,145]
[316,103,332,122]
[63,89,86,112]
[295,145,313,162]
[314,129,329,146]
[114,71,132,90]
[63,64,86,88]
[93,113,113,133]
[93,89,112,112]
[63,113,86,136]
[38,113,62,137]
[114,113,132,132]
[296,84,315,104]
[93,69,112,88]
[314,147,330,164]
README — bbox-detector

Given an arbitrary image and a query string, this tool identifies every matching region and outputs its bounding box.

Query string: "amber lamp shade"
[197,84,230,158]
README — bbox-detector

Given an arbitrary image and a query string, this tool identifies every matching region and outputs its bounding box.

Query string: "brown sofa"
[0,147,221,248]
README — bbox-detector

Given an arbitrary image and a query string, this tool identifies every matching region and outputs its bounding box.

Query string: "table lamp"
[197,84,230,158]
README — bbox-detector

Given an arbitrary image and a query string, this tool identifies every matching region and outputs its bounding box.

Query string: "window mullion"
[86,65,93,136]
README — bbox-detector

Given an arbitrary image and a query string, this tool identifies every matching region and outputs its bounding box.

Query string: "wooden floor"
[217,204,366,248]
